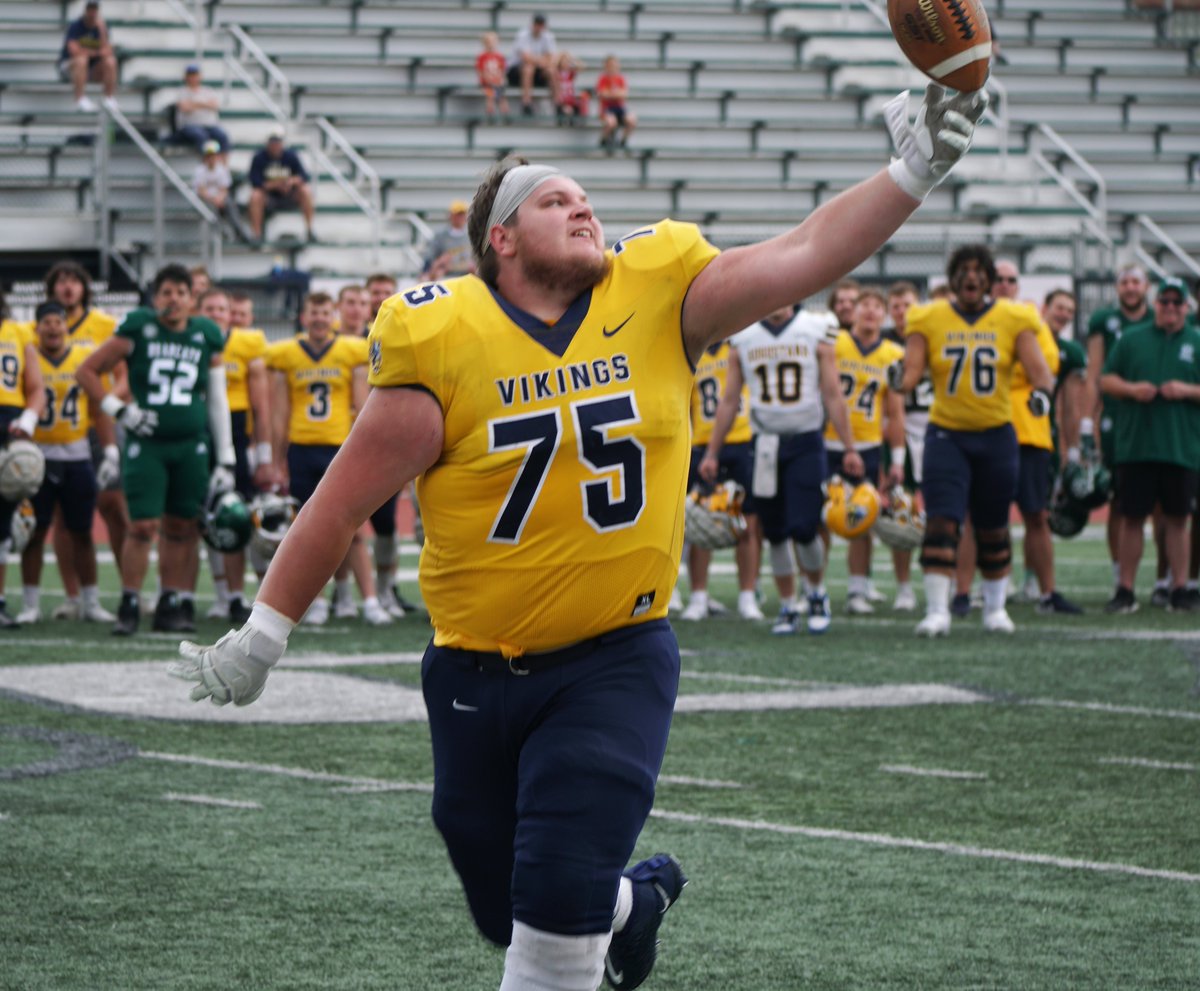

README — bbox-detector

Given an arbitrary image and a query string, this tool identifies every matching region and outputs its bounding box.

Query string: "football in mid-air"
[887,0,992,93]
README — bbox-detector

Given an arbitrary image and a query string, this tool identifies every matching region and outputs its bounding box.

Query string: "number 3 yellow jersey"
[369,220,720,655]
[266,335,367,446]
[824,331,904,449]
[224,327,268,414]
[691,341,751,447]
[35,344,94,445]
[905,299,1036,432]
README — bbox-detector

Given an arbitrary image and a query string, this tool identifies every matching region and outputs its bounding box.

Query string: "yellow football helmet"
[822,475,880,539]
[873,486,925,550]
[684,480,748,550]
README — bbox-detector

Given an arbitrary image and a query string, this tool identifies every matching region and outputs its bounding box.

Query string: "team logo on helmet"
[684,480,747,550]
[0,439,46,502]
[823,475,880,539]
[873,485,925,550]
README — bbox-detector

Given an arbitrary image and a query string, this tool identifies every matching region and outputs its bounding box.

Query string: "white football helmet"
[873,486,925,550]
[9,499,36,553]
[249,492,299,560]
[0,439,46,502]
[684,481,747,550]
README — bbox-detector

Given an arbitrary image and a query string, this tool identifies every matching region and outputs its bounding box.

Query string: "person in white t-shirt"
[193,140,250,241]
[506,13,559,115]
[174,64,229,154]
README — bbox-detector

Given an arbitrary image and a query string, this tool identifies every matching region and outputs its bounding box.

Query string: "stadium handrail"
[1032,122,1108,228]
[1131,213,1200,280]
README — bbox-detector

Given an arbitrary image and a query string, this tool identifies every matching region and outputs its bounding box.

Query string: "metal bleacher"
[0,0,1197,291]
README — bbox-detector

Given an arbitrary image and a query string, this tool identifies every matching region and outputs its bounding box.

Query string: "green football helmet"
[201,489,253,552]
[1062,459,1111,511]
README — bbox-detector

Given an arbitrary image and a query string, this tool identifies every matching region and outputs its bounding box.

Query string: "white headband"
[481,164,562,255]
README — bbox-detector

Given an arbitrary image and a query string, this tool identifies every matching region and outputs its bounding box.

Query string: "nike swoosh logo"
[602,313,635,337]
[452,699,479,712]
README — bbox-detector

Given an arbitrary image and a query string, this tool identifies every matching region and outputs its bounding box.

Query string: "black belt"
[446,619,670,677]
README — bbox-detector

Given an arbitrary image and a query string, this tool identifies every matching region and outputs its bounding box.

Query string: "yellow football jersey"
[906,299,1037,432]
[824,331,904,448]
[66,308,117,348]
[34,344,93,445]
[692,341,751,447]
[1009,310,1060,451]
[369,219,720,655]
[0,320,31,409]
[224,327,268,414]
[267,334,367,446]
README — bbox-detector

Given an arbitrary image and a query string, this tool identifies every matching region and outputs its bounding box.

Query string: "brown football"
[887,0,992,93]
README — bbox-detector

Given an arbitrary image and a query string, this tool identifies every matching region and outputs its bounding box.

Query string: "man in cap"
[1100,276,1200,613]
[421,200,475,280]
[247,126,315,243]
[171,83,987,989]
[173,63,229,154]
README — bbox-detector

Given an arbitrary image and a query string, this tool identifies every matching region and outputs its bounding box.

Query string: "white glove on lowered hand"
[96,444,121,490]
[101,394,159,437]
[884,83,989,201]
[170,621,287,706]
[207,463,236,501]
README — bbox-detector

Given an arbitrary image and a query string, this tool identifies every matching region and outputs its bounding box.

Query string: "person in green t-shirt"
[1099,276,1200,614]
[1044,289,1088,459]
[77,264,236,636]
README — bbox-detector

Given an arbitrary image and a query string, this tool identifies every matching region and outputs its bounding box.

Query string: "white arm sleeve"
[207,364,236,467]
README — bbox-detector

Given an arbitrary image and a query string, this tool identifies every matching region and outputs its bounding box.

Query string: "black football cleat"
[605,854,688,990]
[112,592,140,636]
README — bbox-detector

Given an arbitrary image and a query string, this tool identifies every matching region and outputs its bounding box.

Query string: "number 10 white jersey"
[730,309,838,436]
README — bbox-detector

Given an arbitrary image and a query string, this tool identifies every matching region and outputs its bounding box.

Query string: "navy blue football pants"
[421,618,680,945]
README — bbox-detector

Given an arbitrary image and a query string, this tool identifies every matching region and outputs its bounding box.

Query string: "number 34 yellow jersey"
[369,220,719,656]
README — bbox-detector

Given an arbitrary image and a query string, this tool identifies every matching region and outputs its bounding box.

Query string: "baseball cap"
[202,139,220,155]
[1157,276,1191,302]
[184,63,200,74]
[36,300,66,321]
[267,124,286,142]
[449,199,469,214]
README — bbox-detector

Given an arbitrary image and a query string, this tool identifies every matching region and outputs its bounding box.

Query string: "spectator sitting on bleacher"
[507,13,559,117]
[476,32,510,123]
[173,64,229,156]
[193,140,251,243]
[247,126,316,244]
[596,55,637,152]
[554,51,590,125]
[420,200,475,279]
[59,0,116,114]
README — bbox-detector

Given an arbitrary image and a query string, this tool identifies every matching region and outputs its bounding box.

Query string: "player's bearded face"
[512,179,610,296]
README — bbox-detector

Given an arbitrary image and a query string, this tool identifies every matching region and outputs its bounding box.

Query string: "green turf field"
[3,533,1199,989]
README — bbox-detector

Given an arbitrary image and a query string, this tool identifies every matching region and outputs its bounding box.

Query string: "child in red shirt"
[596,54,637,151]
[476,32,510,121]
[554,51,590,124]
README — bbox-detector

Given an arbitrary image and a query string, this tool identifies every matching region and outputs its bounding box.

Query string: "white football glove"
[1027,387,1052,418]
[96,444,121,490]
[170,622,287,706]
[207,463,236,501]
[107,399,158,437]
[884,83,989,201]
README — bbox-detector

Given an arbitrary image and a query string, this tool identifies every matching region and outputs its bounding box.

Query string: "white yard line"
[879,764,988,781]
[657,774,743,789]
[141,751,433,792]
[649,809,1200,884]
[163,792,262,810]
[1098,756,1197,772]
[1024,698,1200,721]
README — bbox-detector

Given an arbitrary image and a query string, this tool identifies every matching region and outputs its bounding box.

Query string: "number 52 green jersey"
[118,308,225,439]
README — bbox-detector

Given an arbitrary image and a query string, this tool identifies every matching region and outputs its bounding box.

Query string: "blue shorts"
[688,441,755,513]
[230,411,255,499]
[422,619,680,945]
[826,445,881,486]
[1015,445,1053,514]
[921,423,1018,530]
[287,444,338,506]
[755,430,826,545]
[370,491,398,538]
[32,459,98,533]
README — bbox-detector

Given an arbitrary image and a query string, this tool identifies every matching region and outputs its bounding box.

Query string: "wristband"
[103,444,119,462]
[890,446,906,469]
[249,601,296,645]
[887,157,934,202]
[255,442,273,467]
[1066,446,1081,464]
[1079,417,1094,436]
[16,408,38,436]
[100,393,125,419]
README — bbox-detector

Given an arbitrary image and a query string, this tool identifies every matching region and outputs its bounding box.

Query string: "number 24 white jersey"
[730,309,838,436]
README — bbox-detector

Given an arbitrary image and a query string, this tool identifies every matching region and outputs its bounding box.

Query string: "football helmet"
[823,475,880,539]
[249,492,299,560]
[1061,459,1110,511]
[873,486,925,550]
[9,499,36,553]
[200,489,253,553]
[684,481,747,550]
[0,439,46,502]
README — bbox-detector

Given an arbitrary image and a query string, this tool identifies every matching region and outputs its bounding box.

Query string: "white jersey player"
[701,304,860,635]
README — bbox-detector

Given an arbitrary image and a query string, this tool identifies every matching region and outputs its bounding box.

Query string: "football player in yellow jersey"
[198,287,275,623]
[680,340,763,621]
[824,287,906,615]
[16,301,117,624]
[44,260,129,613]
[267,292,389,626]
[0,312,45,628]
[893,245,1055,637]
[173,84,988,989]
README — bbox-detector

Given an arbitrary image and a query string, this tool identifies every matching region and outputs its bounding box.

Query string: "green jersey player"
[78,263,235,635]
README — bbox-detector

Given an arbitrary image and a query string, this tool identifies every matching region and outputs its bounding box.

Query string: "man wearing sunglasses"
[1100,277,1200,613]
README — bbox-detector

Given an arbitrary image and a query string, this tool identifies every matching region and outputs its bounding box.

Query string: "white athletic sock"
[612,876,633,932]
[924,573,951,616]
[687,590,708,609]
[779,596,798,611]
[981,578,1007,614]
[81,585,100,607]
[737,589,758,609]
[847,575,869,597]
[896,581,913,598]
[212,577,230,603]
[499,921,610,991]
[335,578,352,601]
[22,585,38,610]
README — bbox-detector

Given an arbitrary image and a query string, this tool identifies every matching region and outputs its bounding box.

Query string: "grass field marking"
[878,764,989,781]
[281,652,425,668]
[656,774,743,789]
[141,750,435,793]
[163,792,263,810]
[1098,756,1197,772]
[649,809,1200,884]
[676,683,988,712]
[680,670,826,689]
[0,637,169,651]
[1024,698,1200,721]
